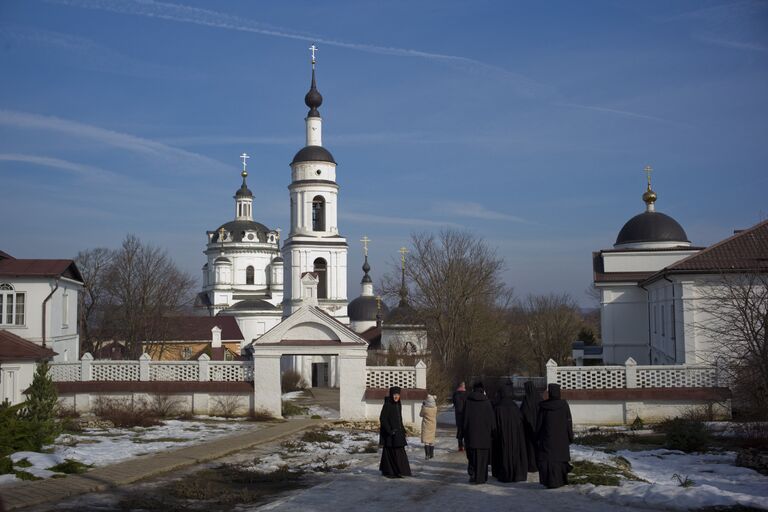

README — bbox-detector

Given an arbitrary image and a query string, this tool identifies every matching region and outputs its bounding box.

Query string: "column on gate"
[252,351,282,418]
[337,347,367,420]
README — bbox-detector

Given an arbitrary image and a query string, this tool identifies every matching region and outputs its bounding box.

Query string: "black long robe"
[462,389,495,483]
[535,385,574,489]
[520,380,541,472]
[452,389,467,443]
[492,386,528,483]
[379,397,411,477]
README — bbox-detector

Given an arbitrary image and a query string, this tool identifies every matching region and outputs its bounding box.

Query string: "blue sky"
[1,0,766,306]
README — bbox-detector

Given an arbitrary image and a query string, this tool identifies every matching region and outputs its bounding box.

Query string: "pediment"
[249,305,367,346]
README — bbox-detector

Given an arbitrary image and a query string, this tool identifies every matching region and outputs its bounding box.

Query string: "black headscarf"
[547,383,561,400]
[389,386,402,400]
[520,380,541,422]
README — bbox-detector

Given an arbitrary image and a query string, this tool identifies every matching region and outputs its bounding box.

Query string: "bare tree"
[382,229,514,387]
[513,293,582,375]
[75,247,114,356]
[695,268,768,417]
[98,235,196,358]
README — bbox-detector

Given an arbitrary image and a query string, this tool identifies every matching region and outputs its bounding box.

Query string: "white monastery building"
[593,169,768,366]
[196,50,421,388]
[0,250,83,362]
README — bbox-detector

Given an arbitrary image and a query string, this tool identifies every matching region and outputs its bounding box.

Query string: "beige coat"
[420,405,437,444]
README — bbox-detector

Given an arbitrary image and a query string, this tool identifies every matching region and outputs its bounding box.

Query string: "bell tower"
[282,46,348,321]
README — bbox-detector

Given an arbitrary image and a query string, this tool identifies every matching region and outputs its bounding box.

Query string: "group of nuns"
[378,381,574,488]
[454,380,574,487]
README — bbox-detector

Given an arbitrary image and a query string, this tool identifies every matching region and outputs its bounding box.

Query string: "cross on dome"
[399,246,409,269]
[644,165,653,188]
[360,236,371,256]
[240,152,250,176]
[309,44,318,65]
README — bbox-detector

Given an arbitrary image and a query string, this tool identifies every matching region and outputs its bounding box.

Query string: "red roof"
[0,255,83,283]
[153,316,244,342]
[0,330,56,361]
[643,220,768,284]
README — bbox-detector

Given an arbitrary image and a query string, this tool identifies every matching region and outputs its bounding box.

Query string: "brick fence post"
[198,353,210,381]
[546,359,558,385]
[415,360,427,389]
[139,353,151,381]
[624,357,637,389]
[81,352,93,381]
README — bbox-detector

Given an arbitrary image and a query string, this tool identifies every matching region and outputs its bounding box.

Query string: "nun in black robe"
[536,384,574,489]
[379,386,412,478]
[492,383,528,483]
[462,382,495,484]
[520,380,541,472]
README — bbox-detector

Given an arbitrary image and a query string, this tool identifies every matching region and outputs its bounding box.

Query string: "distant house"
[141,316,245,361]
[0,250,84,362]
[0,329,55,405]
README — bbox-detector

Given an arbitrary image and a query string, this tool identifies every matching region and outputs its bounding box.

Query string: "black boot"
[428,445,434,459]
[424,445,430,460]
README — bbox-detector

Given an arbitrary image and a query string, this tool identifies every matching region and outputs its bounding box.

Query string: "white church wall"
[601,250,697,273]
[600,285,650,364]
[58,390,253,416]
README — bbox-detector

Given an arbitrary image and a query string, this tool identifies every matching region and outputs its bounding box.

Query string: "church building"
[197,48,425,387]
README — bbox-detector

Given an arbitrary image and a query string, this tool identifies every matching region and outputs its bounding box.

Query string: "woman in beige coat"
[420,395,437,459]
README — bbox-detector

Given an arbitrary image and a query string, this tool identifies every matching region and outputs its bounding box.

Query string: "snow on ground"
[1,418,260,486]
[281,391,305,400]
[572,444,768,510]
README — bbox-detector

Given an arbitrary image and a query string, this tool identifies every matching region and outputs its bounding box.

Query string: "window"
[312,196,325,231]
[181,347,192,360]
[0,284,25,326]
[246,266,255,285]
[313,258,327,299]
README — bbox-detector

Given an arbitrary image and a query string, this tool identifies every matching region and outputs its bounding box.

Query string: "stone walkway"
[0,418,321,511]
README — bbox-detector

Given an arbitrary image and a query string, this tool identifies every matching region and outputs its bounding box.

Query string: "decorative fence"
[546,358,724,390]
[52,353,424,389]
[50,353,255,382]
[365,361,427,390]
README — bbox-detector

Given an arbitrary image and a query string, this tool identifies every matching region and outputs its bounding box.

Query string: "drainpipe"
[42,278,59,348]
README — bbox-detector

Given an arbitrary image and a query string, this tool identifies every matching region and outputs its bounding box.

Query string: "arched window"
[246,266,255,285]
[313,258,327,299]
[312,196,326,231]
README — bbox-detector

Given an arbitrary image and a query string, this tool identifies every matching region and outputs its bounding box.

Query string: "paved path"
[0,418,321,511]
[254,423,648,512]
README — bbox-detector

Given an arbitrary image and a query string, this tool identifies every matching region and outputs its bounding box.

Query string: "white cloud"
[0,153,117,181]
[344,211,462,228]
[557,103,687,126]
[0,109,227,173]
[445,202,529,223]
[50,0,552,97]
[693,34,768,53]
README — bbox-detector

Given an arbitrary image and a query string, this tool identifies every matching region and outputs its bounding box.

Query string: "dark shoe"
[424,446,430,460]
[428,445,434,459]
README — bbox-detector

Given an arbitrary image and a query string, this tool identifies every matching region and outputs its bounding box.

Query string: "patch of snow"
[282,391,305,400]
[571,443,768,511]
[0,474,18,484]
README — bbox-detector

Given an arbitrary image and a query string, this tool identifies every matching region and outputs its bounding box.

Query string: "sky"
[1,0,767,306]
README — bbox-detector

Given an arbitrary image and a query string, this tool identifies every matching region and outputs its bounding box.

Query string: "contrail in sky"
[49,0,551,98]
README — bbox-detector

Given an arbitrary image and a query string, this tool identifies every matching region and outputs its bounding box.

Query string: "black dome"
[291,145,336,165]
[384,303,424,326]
[615,212,689,246]
[235,184,253,197]
[228,299,280,311]
[212,220,271,243]
[349,296,390,322]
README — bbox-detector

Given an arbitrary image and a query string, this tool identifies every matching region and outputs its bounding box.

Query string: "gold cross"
[399,246,409,269]
[360,236,371,256]
[644,165,653,188]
